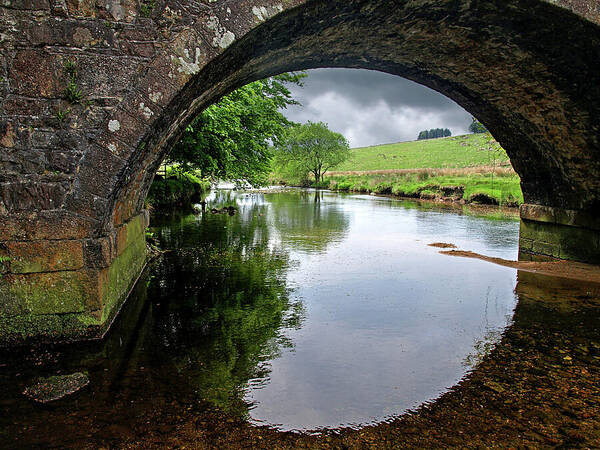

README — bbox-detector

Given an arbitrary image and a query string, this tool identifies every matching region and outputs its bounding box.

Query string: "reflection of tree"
[146,205,304,418]
[267,190,350,253]
[128,189,348,416]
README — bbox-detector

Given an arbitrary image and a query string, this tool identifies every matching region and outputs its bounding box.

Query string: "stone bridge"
[1,0,599,344]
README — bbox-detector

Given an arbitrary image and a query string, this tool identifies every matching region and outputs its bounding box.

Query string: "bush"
[147,170,210,210]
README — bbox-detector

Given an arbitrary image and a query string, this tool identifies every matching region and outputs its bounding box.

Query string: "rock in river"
[23,372,89,403]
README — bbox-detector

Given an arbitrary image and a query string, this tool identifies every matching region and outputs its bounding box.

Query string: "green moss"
[0,271,89,316]
[100,233,146,324]
[76,314,102,327]
[0,313,64,342]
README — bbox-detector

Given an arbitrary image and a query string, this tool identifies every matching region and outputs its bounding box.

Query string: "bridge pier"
[519,204,600,264]
[0,212,148,346]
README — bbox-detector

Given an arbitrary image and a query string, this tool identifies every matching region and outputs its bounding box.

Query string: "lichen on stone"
[108,119,120,132]
[206,15,236,49]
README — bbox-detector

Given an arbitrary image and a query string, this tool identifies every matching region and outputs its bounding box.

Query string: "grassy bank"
[319,168,523,206]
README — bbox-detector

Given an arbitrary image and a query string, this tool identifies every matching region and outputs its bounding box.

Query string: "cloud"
[281,69,472,148]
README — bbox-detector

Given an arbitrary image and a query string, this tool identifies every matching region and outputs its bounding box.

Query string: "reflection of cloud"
[282,68,472,148]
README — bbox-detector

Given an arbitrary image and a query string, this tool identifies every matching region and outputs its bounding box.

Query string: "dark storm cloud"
[281,69,472,148]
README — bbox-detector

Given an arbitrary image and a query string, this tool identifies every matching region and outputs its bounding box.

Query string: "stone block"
[66,0,96,17]
[114,212,146,257]
[9,50,63,98]
[97,229,146,323]
[84,236,113,268]
[520,203,555,224]
[76,54,142,98]
[0,147,47,174]
[0,180,70,211]
[135,69,181,109]
[558,227,600,264]
[64,188,109,219]
[1,0,51,10]
[113,176,146,225]
[0,314,64,344]
[73,156,122,199]
[80,143,126,176]
[519,218,600,264]
[6,239,84,273]
[531,240,560,258]
[0,211,96,241]
[0,270,91,316]
[102,108,149,152]
[121,91,164,125]
[0,218,145,344]
[3,97,58,118]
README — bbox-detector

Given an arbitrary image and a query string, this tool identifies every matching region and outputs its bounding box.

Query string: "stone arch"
[99,0,600,231]
[1,0,599,343]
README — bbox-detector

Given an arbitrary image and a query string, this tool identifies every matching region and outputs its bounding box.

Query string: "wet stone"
[23,372,89,403]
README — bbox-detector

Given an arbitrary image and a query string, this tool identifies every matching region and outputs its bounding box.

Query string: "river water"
[2,189,599,448]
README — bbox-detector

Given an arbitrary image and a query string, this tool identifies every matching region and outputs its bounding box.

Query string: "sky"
[281,68,473,148]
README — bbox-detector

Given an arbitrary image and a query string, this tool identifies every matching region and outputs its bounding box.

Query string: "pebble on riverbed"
[23,372,89,403]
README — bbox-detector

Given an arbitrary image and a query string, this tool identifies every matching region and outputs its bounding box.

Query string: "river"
[1,189,599,448]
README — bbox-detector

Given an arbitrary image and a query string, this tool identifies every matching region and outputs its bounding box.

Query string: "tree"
[273,121,351,184]
[469,117,488,133]
[417,128,451,140]
[167,72,306,186]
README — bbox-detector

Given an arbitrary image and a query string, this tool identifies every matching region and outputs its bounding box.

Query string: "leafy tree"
[469,117,488,134]
[273,121,351,184]
[167,72,306,186]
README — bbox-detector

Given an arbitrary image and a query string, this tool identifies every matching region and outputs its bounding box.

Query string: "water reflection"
[1,189,552,446]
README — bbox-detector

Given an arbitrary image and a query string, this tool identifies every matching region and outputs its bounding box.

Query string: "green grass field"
[334,133,511,172]
[320,133,523,206]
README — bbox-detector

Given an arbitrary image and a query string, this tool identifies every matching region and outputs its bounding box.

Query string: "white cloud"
[281,69,473,148]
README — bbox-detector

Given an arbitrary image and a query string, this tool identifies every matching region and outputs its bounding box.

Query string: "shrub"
[147,171,210,210]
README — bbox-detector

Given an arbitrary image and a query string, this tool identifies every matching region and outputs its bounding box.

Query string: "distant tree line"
[417,128,451,140]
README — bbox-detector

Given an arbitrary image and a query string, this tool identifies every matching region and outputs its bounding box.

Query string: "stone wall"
[1,0,599,343]
[519,204,600,264]
[0,211,147,344]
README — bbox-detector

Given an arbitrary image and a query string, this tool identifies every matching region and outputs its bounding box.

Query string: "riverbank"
[273,133,523,206]
[317,168,523,206]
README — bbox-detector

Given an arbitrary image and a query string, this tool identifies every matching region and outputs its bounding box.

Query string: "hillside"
[322,133,523,207]
[334,133,511,172]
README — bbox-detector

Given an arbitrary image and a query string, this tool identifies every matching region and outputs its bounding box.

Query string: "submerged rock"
[23,372,89,403]
[210,206,237,215]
